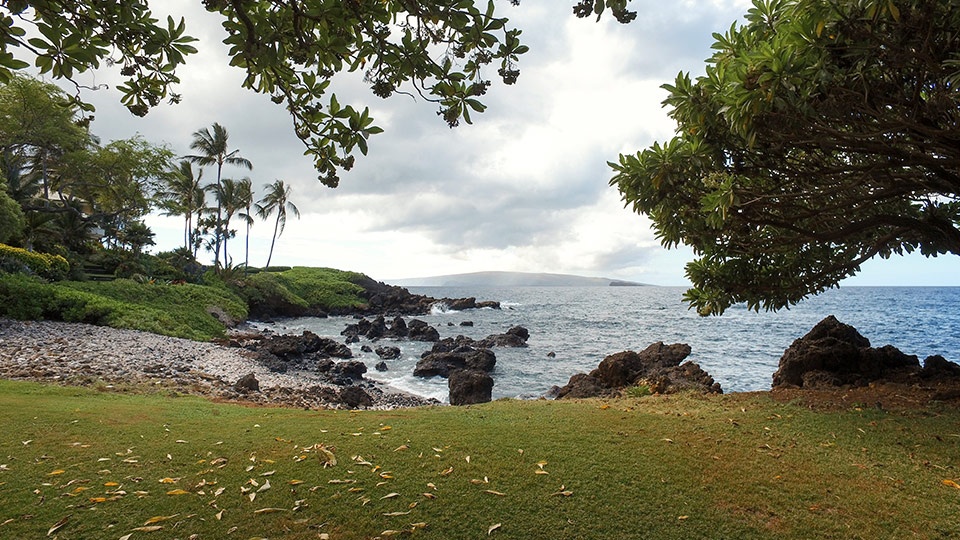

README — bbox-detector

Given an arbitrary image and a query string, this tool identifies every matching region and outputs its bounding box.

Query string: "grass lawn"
[0,380,957,539]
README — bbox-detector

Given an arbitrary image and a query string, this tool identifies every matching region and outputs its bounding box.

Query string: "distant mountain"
[389,271,649,288]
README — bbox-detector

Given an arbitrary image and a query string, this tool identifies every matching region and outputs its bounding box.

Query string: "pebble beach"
[0,318,433,409]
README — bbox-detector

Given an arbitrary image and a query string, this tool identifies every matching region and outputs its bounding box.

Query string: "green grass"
[0,274,247,340]
[1,381,957,539]
[236,267,368,314]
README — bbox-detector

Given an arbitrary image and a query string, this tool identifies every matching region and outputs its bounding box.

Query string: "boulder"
[477,326,530,348]
[339,385,374,409]
[375,361,389,372]
[407,319,441,342]
[376,346,402,360]
[772,316,921,388]
[329,360,367,380]
[414,348,496,378]
[234,373,260,393]
[555,342,721,399]
[448,369,494,405]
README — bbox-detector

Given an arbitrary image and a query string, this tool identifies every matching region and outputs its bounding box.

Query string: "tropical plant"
[609,0,960,315]
[157,160,204,252]
[185,123,251,269]
[234,177,255,271]
[256,180,300,268]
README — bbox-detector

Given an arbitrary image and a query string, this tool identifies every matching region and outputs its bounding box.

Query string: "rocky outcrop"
[772,316,960,389]
[448,369,494,405]
[414,348,497,378]
[342,316,439,342]
[375,346,401,359]
[476,326,529,348]
[555,342,722,399]
[342,275,501,316]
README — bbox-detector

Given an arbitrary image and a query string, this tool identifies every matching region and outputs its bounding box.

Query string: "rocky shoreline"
[0,318,435,410]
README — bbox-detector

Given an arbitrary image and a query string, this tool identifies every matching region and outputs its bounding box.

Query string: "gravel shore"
[0,318,434,409]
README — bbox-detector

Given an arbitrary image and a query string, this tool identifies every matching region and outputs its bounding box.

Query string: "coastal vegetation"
[0,266,369,340]
[1,380,958,539]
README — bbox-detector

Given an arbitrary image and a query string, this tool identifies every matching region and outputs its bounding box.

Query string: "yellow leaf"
[380,530,402,537]
[289,479,304,485]
[599,404,610,410]
[535,470,549,475]
[394,445,409,452]
[131,525,164,532]
[144,514,179,525]
[488,523,502,535]
[166,489,190,496]
[422,492,437,499]
[380,492,400,500]
[158,477,178,484]
[943,479,960,489]
[551,490,574,497]
[440,466,454,476]
[47,470,65,476]
[104,482,120,487]
[678,515,689,520]
[483,490,506,496]
[88,497,108,503]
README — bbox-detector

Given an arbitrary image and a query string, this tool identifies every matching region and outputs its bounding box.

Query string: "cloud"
[48,0,770,284]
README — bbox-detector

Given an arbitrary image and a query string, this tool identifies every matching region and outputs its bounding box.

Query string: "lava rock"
[448,369,494,405]
[234,373,260,393]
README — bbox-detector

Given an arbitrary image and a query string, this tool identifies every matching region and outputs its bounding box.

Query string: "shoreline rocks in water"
[0,318,435,410]
[553,342,723,399]
[772,315,960,389]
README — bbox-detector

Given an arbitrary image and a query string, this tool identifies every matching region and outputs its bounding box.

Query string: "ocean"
[255,286,960,402]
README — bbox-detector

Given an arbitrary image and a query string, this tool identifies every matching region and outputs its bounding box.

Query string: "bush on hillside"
[0,243,69,280]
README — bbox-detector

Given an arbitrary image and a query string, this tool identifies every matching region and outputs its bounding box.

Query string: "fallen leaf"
[257,480,272,493]
[535,470,549,475]
[166,489,190,496]
[131,525,164,532]
[483,490,506,496]
[439,467,454,476]
[253,507,287,514]
[488,523,502,535]
[380,492,400,500]
[678,515,689,520]
[380,530,402,537]
[382,511,411,516]
[216,509,224,520]
[393,445,409,452]
[943,479,960,489]
[551,490,574,497]
[47,470,65,476]
[144,514,179,525]
[47,515,69,536]
[289,479,304,485]
[158,477,178,484]
[422,492,437,499]
[465,455,471,463]
[119,534,133,540]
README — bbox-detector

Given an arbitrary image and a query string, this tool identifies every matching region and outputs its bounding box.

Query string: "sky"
[53,0,959,286]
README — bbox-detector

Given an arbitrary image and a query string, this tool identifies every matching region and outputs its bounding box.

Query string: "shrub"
[0,243,69,280]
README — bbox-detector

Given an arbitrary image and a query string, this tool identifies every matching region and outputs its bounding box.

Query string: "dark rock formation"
[555,342,721,399]
[375,361,388,372]
[375,346,402,360]
[234,373,260,393]
[476,326,529,348]
[407,319,440,342]
[772,316,923,389]
[414,348,497,378]
[329,360,367,380]
[339,385,374,408]
[448,369,494,405]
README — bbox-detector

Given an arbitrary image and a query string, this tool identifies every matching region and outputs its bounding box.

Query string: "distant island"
[388,271,649,288]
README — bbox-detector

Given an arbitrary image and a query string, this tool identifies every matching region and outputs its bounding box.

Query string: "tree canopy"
[0,0,558,187]
[610,0,960,315]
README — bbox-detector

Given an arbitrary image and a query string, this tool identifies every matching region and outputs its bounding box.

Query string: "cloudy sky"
[64,0,958,286]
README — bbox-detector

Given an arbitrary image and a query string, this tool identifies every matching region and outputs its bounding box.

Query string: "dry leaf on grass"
[46,515,69,536]
[488,523,502,535]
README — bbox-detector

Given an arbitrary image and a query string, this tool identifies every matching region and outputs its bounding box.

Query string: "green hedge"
[0,243,69,280]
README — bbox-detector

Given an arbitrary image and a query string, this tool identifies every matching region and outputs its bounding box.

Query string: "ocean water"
[255,286,960,402]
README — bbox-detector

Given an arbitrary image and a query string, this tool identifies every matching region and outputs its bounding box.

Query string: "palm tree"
[256,179,300,268]
[185,123,251,268]
[157,161,203,252]
[209,177,245,267]
[234,177,255,270]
